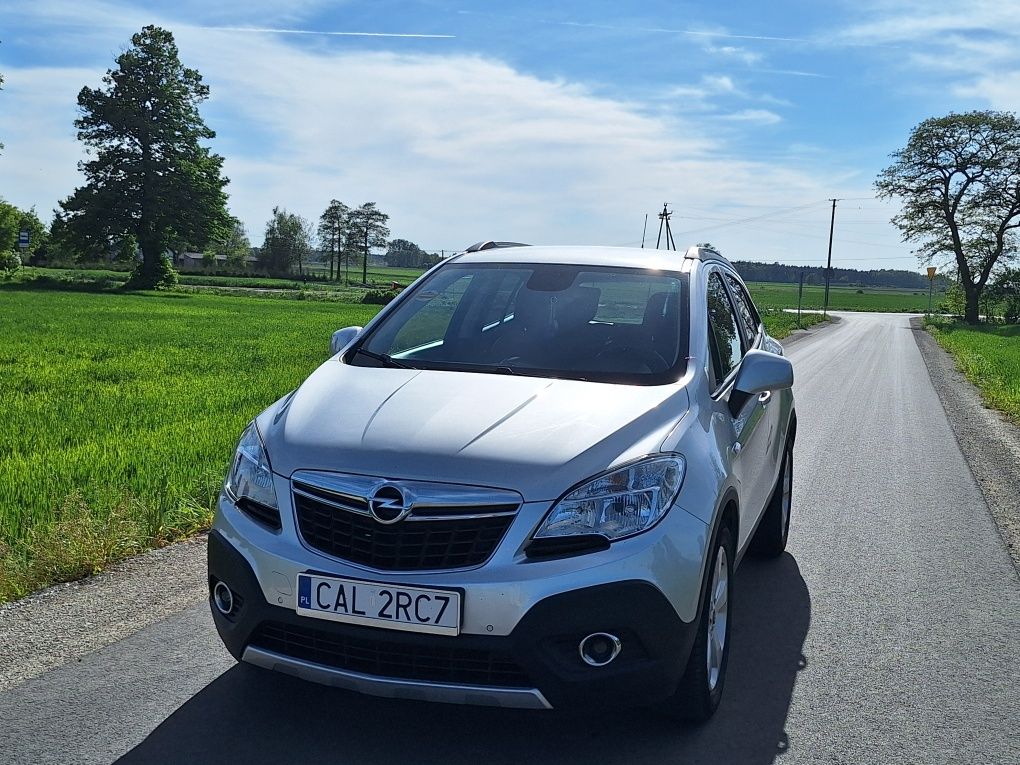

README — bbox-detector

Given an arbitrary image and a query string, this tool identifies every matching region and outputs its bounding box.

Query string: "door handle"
[733,442,742,454]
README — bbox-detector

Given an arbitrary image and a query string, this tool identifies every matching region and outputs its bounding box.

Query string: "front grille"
[250,621,532,688]
[293,491,515,571]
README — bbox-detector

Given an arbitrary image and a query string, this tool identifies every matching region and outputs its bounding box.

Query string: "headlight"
[534,456,685,541]
[224,423,279,509]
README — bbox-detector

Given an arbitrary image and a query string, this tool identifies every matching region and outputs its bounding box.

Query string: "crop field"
[0,282,830,600]
[0,289,380,600]
[746,281,942,313]
[926,320,1020,423]
[28,265,427,290]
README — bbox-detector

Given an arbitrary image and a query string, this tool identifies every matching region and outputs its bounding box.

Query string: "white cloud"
[703,43,763,65]
[0,0,906,264]
[839,1,1020,107]
[721,109,783,125]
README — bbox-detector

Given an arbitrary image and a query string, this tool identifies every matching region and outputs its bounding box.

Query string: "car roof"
[449,245,730,272]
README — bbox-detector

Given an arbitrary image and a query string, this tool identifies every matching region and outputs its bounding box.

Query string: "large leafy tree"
[349,202,390,284]
[876,111,1020,324]
[317,199,350,281]
[261,206,312,276]
[58,25,229,288]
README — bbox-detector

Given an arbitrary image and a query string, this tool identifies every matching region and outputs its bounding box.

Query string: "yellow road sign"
[927,266,937,280]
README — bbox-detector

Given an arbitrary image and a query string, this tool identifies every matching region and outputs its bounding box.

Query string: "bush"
[361,288,400,305]
[0,250,22,277]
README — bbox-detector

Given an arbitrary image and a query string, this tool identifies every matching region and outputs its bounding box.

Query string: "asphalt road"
[2,312,1018,765]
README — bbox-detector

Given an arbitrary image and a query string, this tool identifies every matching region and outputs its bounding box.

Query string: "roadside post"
[797,270,804,328]
[927,266,937,316]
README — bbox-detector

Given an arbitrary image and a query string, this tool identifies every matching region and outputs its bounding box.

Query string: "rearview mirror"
[728,349,794,416]
[330,326,363,356]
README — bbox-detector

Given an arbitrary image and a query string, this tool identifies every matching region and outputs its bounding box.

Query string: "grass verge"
[925,318,1020,423]
[0,289,381,602]
[759,308,828,339]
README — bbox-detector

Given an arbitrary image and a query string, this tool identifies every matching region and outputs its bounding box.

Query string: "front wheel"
[749,439,793,558]
[666,523,735,723]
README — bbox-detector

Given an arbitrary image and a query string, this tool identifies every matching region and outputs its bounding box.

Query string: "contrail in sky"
[204,27,454,38]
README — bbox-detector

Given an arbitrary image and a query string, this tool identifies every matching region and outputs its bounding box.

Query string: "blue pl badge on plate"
[298,576,312,608]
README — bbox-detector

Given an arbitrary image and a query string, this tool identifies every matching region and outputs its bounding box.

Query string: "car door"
[705,270,773,551]
[722,271,784,492]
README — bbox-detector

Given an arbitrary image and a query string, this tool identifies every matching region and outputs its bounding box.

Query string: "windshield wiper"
[351,347,412,369]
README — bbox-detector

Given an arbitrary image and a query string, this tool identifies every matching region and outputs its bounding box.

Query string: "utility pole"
[655,203,676,251]
[641,214,649,248]
[823,198,838,319]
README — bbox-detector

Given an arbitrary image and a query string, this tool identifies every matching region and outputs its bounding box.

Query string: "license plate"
[296,573,461,636]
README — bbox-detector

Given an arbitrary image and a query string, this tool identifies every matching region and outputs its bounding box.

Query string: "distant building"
[177,251,259,269]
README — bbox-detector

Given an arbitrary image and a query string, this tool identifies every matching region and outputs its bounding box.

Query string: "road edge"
[0,534,209,692]
[911,317,1020,574]
[778,314,840,348]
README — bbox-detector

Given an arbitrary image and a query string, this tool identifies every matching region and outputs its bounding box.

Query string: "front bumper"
[209,529,703,709]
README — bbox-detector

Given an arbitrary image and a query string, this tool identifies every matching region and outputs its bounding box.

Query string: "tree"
[385,238,441,269]
[58,25,230,289]
[317,200,350,281]
[986,268,1020,323]
[207,216,251,269]
[260,206,312,276]
[876,111,1020,324]
[0,201,47,261]
[349,202,390,284]
[0,200,20,253]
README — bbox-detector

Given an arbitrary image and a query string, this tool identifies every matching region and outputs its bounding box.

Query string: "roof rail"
[683,245,731,265]
[463,241,531,253]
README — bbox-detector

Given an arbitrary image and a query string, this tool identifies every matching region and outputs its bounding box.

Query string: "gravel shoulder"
[912,317,1020,572]
[0,535,208,692]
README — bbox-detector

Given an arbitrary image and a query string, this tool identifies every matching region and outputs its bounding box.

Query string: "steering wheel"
[594,344,671,373]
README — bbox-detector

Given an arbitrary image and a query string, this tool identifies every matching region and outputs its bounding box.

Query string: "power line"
[673,199,830,236]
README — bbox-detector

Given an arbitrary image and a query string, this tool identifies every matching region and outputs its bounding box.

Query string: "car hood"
[258,361,690,502]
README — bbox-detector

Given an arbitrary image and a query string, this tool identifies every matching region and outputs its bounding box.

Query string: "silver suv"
[208,244,795,722]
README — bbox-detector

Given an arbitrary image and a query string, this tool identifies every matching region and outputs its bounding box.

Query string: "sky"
[1,1,1019,272]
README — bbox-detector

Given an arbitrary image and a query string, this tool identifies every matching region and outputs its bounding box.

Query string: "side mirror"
[728,349,794,416]
[330,326,363,356]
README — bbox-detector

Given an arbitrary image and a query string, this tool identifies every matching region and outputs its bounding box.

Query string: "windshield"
[350,262,688,385]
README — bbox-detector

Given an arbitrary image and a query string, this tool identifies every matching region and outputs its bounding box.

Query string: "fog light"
[579,632,622,667]
[213,581,235,616]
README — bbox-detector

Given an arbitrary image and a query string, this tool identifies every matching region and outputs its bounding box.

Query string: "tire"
[666,522,735,724]
[749,438,793,558]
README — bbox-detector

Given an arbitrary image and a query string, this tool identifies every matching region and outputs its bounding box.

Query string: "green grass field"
[0,290,380,600]
[925,320,1020,423]
[747,281,942,313]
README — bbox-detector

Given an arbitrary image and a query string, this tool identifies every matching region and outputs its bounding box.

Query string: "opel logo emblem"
[368,484,410,524]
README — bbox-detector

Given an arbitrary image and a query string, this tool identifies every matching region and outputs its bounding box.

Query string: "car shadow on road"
[116,554,810,765]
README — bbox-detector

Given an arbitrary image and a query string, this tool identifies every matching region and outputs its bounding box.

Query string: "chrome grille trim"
[290,470,523,522]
